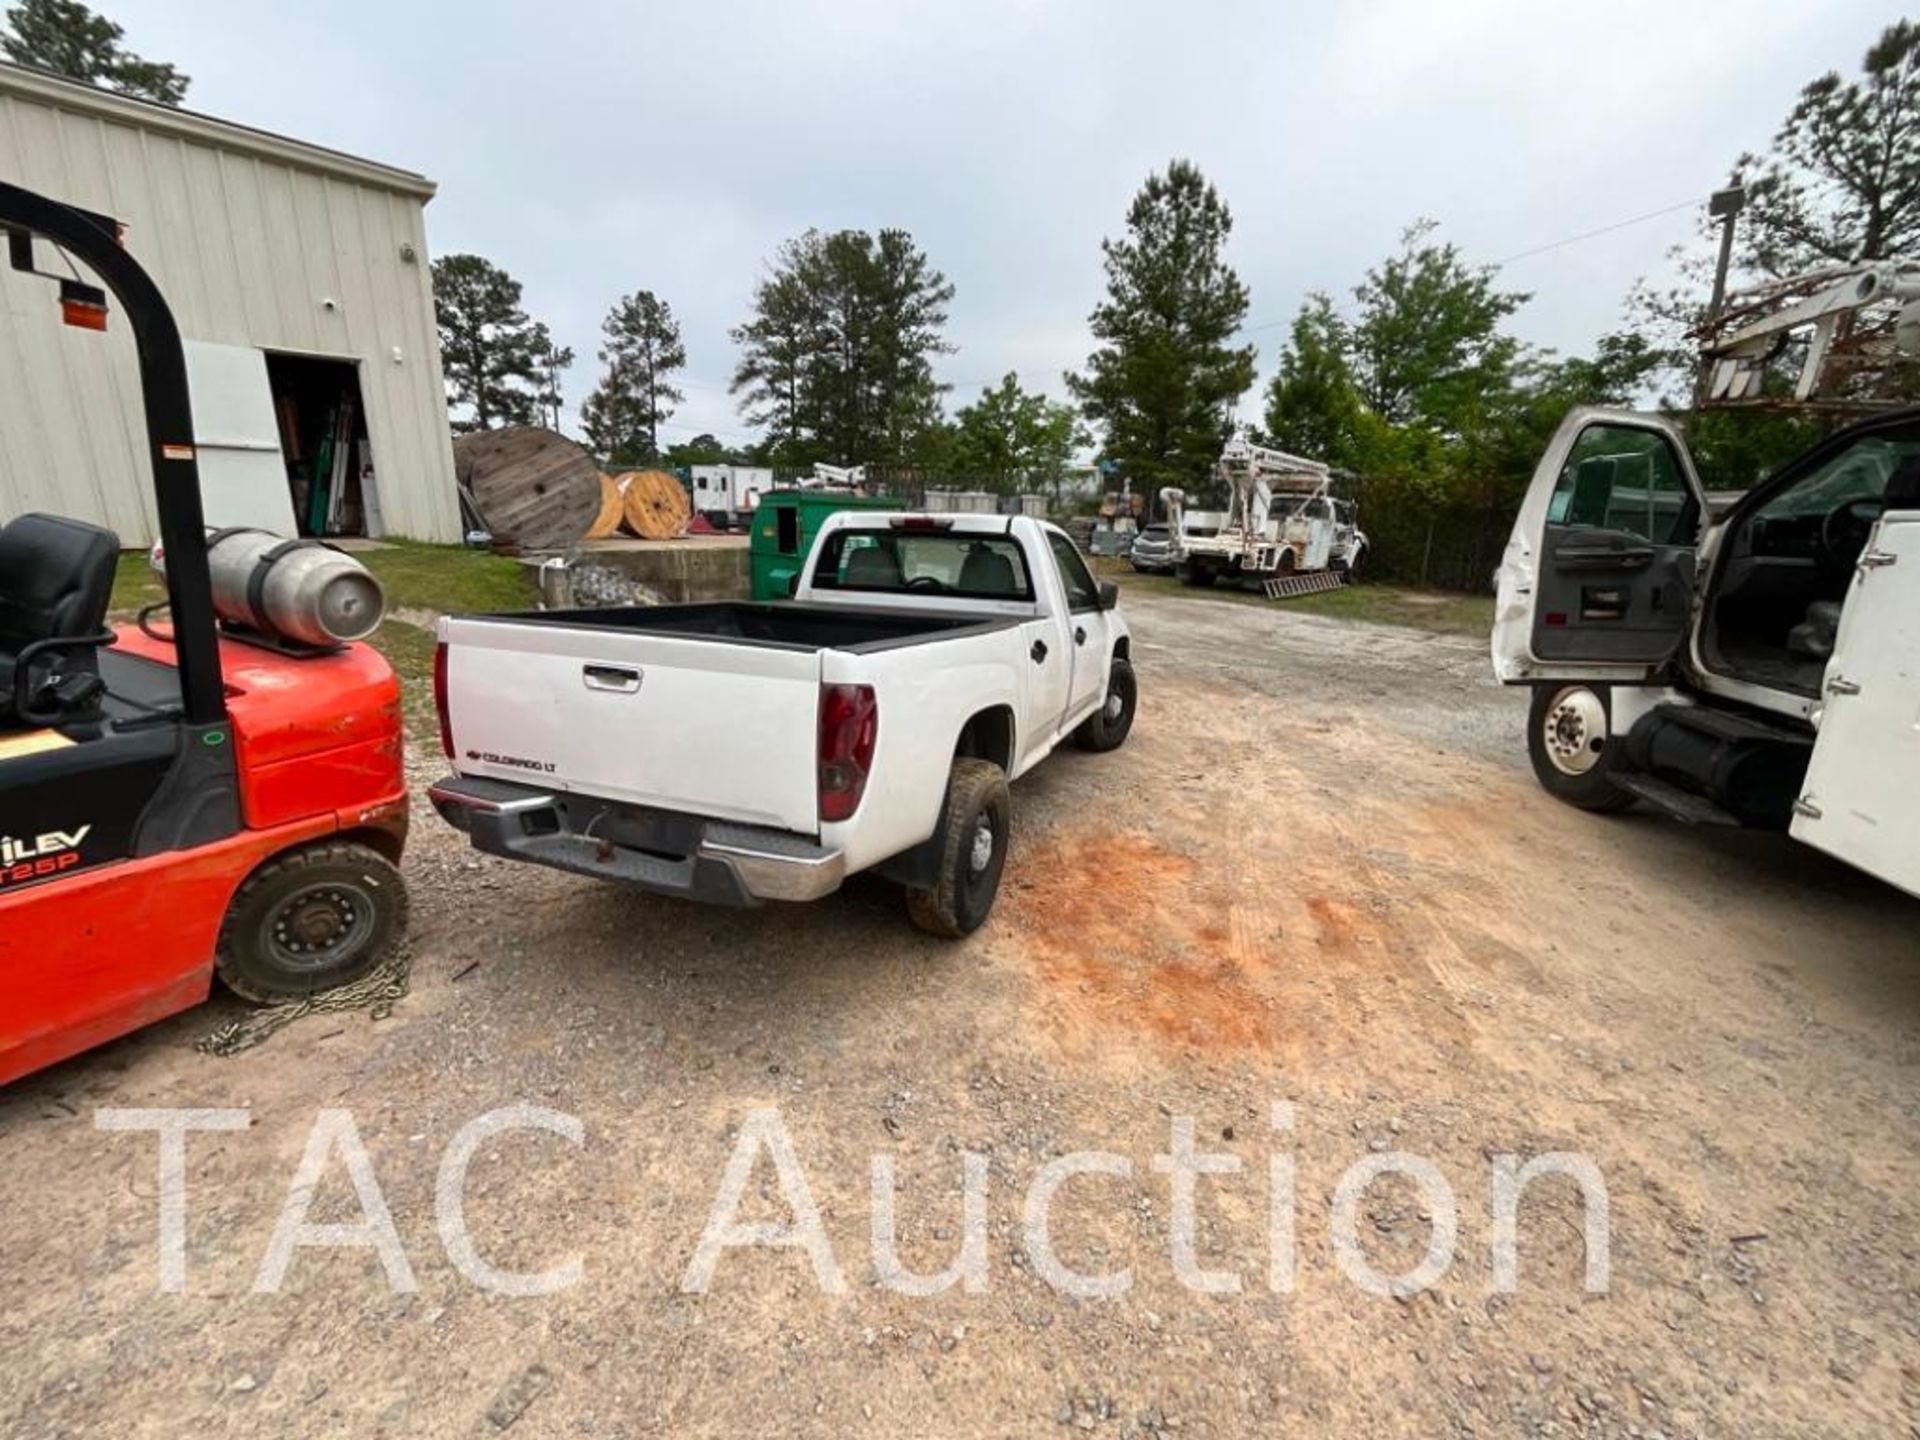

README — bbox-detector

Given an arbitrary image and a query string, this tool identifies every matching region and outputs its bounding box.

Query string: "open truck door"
[1790,509,1920,897]
[1493,408,1707,685]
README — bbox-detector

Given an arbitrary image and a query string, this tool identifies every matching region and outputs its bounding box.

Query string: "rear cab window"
[812,526,1035,601]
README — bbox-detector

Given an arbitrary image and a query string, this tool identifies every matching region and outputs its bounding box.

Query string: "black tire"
[1527,684,1637,814]
[906,758,1011,938]
[1075,659,1138,753]
[1177,562,1215,588]
[215,841,408,1002]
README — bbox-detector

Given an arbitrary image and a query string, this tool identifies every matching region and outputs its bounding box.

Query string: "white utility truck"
[1160,437,1366,592]
[430,513,1136,935]
[1493,404,1919,898]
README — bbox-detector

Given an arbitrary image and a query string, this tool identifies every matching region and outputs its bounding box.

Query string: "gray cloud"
[113,0,1898,446]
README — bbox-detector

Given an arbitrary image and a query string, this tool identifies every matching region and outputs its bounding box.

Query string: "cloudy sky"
[111,0,1903,448]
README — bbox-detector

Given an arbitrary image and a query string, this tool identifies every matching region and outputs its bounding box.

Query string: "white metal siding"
[0,68,461,545]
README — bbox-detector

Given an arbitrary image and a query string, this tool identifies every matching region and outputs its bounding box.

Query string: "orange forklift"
[0,181,409,1085]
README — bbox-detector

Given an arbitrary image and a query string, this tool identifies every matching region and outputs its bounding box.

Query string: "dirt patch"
[1002,827,1429,1063]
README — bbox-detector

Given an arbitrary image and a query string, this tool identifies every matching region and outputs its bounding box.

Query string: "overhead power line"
[1489,195,1706,267]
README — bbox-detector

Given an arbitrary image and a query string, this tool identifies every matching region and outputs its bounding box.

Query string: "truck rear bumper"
[427,775,845,906]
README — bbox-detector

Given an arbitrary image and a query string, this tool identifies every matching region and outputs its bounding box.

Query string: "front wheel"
[1176,562,1215,588]
[906,758,1011,938]
[215,841,409,1002]
[1527,684,1636,813]
[1075,659,1138,752]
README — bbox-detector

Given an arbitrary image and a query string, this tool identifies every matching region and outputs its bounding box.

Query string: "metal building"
[0,63,462,546]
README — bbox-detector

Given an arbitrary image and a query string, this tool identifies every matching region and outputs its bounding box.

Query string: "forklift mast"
[0,179,224,725]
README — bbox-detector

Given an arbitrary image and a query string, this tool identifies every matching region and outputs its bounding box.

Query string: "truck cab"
[1493,405,1920,897]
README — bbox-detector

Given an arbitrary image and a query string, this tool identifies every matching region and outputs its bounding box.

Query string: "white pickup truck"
[429,513,1136,935]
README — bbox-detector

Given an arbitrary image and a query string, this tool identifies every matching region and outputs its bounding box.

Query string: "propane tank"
[150,531,386,648]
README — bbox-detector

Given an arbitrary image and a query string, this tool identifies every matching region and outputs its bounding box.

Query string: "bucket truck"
[1159,437,1366,594]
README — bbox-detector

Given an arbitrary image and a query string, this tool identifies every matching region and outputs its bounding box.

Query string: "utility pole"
[1695,181,1747,407]
[1706,182,1747,321]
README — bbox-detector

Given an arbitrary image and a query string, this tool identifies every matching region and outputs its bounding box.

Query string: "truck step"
[1262,570,1348,600]
[1615,772,1742,827]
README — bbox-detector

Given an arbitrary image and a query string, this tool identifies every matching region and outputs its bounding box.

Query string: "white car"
[1494,405,1918,898]
[430,514,1136,935]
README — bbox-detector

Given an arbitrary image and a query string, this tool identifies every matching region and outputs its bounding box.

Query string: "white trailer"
[690,464,773,523]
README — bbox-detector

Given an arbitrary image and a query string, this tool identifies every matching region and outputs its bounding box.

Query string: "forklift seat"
[0,512,120,727]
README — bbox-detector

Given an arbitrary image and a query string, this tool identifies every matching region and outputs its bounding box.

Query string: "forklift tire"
[906,758,1011,939]
[1074,659,1138,752]
[215,841,408,1003]
[1527,684,1637,814]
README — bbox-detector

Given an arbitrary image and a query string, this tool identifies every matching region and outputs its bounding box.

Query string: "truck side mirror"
[1098,580,1120,611]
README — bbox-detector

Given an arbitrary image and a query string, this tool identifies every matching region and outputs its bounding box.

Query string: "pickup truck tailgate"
[442,616,823,833]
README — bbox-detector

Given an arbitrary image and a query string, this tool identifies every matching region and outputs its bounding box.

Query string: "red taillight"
[818,683,878,822]
[433,641,454,758]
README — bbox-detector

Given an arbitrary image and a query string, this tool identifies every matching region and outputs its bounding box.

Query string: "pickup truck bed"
[481,600,1016,651]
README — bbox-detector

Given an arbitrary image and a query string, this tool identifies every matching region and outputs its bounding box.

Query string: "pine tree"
[730,228,953,466]
[580,291,686,463]
[2,0,188,104]
[530,329,573,432]
[1066,160,1256,490]
[1739,20,1920,276]
[430,254,547,432]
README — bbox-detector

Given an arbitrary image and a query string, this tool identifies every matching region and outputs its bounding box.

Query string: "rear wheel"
[215,841,408,1002]
[906,758,1011,938]
[1527,684,1636,813]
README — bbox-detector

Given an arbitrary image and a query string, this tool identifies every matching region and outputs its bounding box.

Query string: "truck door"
[1493,409,1706,684]
[1044,530,1110,727]
[1789,511,1920,897]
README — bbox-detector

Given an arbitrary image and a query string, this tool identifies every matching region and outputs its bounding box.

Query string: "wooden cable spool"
[620,468,691,540]
[452,427,601,551]
[585,472,626,540]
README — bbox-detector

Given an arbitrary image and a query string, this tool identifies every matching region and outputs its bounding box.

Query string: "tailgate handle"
[582,663,642,693]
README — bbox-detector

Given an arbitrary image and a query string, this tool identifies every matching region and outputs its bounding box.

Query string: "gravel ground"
[2,591,1916,1438]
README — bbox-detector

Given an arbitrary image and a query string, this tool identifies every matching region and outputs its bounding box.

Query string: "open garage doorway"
[265,353,380,538]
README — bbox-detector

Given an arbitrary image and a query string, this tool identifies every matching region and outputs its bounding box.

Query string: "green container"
[749,490,902,600]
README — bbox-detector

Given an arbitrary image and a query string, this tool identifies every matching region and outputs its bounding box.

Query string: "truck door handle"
[1074,626,1087,646]
[582,664,642,693]
[1554,543,1654,569]
[1030,640,1048,664]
